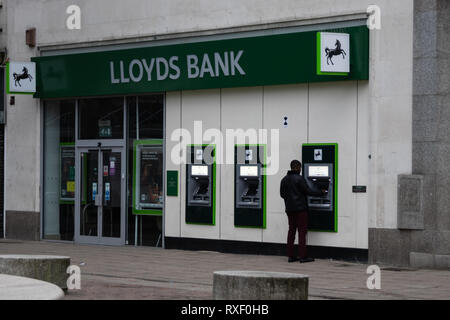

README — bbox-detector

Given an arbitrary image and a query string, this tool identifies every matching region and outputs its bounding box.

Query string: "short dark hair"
[290,160,302,171]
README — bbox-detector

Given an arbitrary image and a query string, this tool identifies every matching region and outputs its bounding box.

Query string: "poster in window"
[133,140,163,215]
[60,145,75,201]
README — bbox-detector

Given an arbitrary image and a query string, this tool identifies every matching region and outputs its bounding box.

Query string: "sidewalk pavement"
[0,239,449,300]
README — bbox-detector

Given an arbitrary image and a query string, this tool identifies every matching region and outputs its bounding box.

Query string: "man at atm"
[280,160,325,263]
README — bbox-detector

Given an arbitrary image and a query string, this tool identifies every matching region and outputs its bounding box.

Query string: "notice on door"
[110,157,116,176]
[60,145,75,201]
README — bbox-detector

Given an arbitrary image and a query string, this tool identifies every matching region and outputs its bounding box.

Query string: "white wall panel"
[356,82,370,249]
[262,84,308,244]
[220,87,263,242]
[180,89,221,239]
[308,81,358,248]
[164,91,182,238]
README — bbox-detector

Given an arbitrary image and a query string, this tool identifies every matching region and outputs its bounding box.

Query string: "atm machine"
[302,144,338,232]
[185,145,215,225]
[236,164,262,208]
[187,164,211,206]
[234,145,266,228]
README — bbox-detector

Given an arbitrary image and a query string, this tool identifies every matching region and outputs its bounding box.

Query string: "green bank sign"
[110,50,246,83]
[33,25,368,99]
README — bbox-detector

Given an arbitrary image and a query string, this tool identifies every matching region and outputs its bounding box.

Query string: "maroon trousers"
[287,211,308,259]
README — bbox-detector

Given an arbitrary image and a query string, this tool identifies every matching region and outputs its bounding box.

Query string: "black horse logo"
[13,66,33,87]
[325,39,347,65]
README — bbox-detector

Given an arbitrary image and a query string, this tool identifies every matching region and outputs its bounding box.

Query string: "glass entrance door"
[75,147,125,245]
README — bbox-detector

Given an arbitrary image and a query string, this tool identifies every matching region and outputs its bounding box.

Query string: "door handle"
[95,194,102,206]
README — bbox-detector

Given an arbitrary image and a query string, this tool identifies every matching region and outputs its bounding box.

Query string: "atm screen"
[191,165,208,176]
[309,166,329,177]
[240,166,258,177]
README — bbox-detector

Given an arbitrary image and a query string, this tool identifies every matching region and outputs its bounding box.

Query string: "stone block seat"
[0,274,64,300]
[213,270,309,300]
[0,255,70,290]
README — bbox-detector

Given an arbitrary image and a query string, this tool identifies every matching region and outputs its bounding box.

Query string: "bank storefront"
[42,96,163,245]
[34,20,369,257]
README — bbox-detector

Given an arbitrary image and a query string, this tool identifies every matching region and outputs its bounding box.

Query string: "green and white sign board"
[317,32,350,75]
[166,170,178,197]
[32,25,369,99]
[7,61,36,94]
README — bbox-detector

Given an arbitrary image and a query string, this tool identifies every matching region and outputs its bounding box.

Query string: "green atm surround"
[185,144,216,225]
[302,143,338,233]
[234,144,266,229]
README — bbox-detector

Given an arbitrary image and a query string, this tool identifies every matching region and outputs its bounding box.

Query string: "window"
[127,95,164,245]
[43,100,75,240]
[78,97,124,140]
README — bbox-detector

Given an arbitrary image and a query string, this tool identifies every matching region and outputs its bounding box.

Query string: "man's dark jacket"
[280,171,323,214]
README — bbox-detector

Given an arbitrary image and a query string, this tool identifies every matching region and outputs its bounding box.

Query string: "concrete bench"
[0,274,64,300]
[0,255,70,290]
[213,270,309,300]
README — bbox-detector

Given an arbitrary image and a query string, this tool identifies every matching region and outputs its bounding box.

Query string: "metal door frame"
[74,145,126,245]
[74,97,127,245]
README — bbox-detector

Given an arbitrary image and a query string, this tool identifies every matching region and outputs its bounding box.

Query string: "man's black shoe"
[299,257,315,263]
[288,257,299,263]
